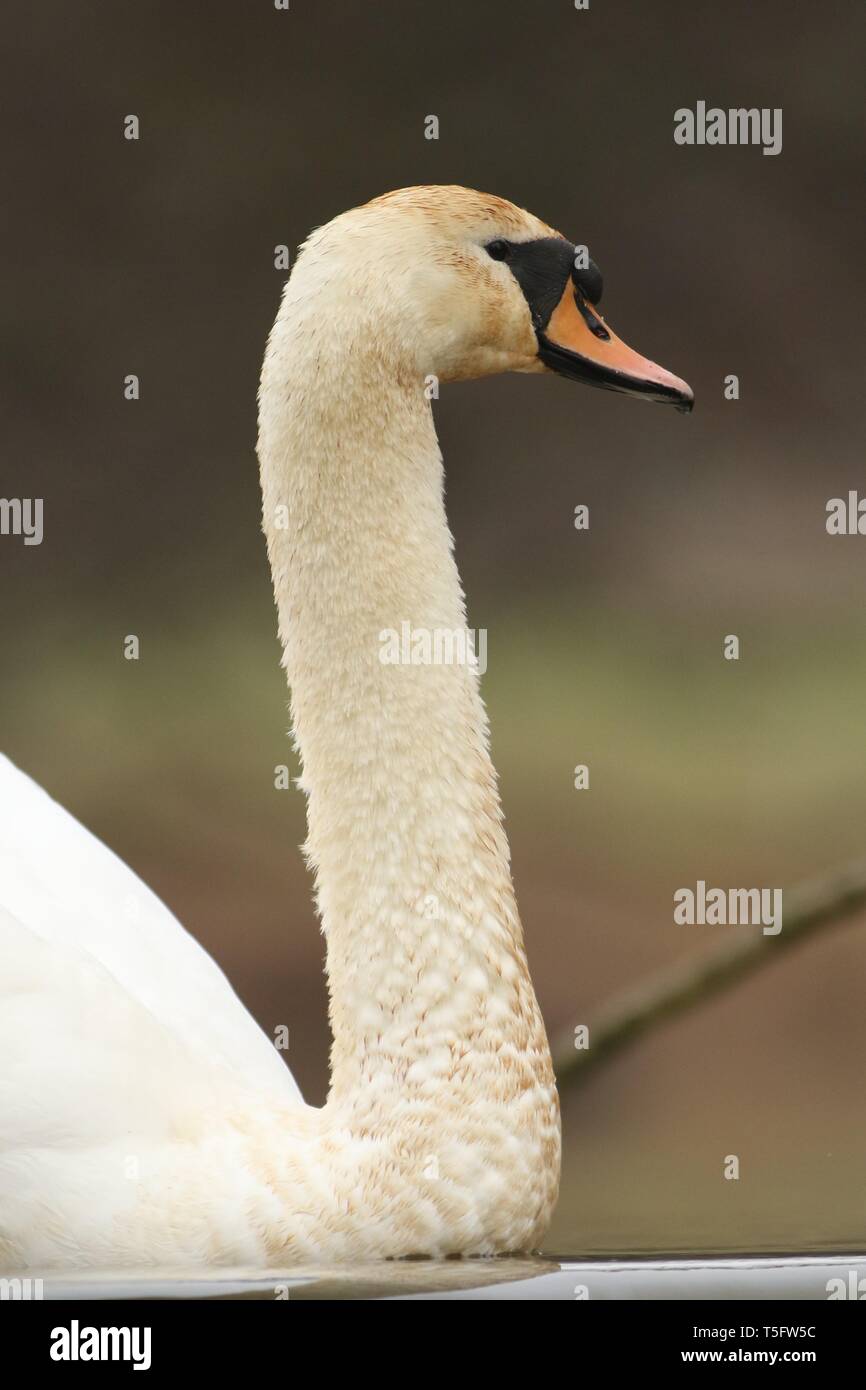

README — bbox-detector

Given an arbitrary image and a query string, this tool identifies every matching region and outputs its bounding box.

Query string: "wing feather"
[0,754,301,1118]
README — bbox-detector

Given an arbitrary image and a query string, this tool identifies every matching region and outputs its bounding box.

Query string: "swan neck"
[258,326,553,1108]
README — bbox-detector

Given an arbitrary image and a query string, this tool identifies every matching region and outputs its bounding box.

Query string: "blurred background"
[3,0,865,1255]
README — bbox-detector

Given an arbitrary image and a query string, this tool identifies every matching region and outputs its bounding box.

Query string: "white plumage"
[0,753,300,1101]
[1,184,690,1270]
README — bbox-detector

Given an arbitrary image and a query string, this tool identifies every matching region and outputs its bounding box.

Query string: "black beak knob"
[571,257,603,307]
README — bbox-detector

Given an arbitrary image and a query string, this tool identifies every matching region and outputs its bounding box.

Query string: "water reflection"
[39,1254,866,1301]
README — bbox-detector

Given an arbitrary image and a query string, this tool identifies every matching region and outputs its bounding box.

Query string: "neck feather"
[258,317,553,1109]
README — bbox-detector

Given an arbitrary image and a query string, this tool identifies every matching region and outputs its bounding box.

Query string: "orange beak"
[539,280,694,413]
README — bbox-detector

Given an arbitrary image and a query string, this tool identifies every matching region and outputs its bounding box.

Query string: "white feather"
[1,187,563,1270]
[0,754,301,1106]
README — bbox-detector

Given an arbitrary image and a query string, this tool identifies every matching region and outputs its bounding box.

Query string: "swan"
[0,185,692,1271]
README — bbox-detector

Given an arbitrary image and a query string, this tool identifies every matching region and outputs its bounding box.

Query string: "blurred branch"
[553,859,866,1088]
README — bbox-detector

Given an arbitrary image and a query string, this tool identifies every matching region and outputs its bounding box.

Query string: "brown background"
[3,0,865,1253]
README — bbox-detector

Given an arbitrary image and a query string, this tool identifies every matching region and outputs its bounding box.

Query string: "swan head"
[292,185,693,411]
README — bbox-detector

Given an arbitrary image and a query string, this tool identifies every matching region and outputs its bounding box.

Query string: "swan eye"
[485,240,511,262]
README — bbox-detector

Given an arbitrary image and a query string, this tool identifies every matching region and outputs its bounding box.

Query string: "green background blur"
[3,0,865,1255]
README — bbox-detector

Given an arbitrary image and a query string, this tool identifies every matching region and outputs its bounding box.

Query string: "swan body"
[1,186,691,1270]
